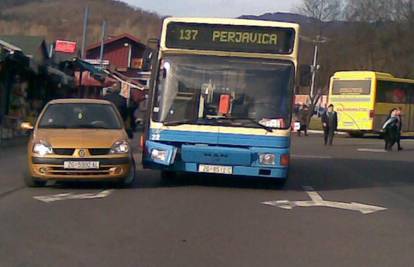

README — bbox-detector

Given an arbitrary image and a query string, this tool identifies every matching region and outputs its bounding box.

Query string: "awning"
[47,66,74,85]
[74,71,116,87]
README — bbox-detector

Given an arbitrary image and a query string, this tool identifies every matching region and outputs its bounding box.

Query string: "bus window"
[408,84,414,104]
[377,81,408,103]
[332,80,371,95]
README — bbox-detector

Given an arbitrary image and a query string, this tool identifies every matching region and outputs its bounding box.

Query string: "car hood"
[34,129,127,148]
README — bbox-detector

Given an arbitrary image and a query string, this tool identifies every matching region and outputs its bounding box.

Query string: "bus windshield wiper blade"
[225,117,274,132]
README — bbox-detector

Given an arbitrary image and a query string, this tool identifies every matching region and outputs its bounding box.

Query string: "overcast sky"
[122,0,303,18]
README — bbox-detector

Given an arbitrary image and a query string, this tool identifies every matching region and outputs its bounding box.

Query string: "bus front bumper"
[144,161,289,179]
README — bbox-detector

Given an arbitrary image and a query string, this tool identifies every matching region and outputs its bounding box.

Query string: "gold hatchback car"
[22,99,136,187]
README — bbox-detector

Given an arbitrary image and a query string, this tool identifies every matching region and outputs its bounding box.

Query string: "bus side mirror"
[299,64,312,87]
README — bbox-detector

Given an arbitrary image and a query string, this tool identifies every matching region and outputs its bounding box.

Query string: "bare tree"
[300,0,342,21]
[298,0,343,125]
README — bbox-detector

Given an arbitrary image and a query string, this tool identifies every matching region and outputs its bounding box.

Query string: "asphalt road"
[1,134,414,267]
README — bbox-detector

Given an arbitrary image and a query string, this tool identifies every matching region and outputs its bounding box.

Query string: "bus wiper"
[163,119,199,126]
[219,117,273,133]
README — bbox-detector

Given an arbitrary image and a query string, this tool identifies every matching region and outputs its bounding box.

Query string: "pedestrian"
[297,104,309,136]
[321,104,338,146]
[382,108,399,151]
[396,107,403,151]
[103,82,127,121]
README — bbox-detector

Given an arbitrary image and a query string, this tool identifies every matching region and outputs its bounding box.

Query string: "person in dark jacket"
[103,83,127,121]
[321,104,338,146]
[382,108,399,151]
[296,104,309,136]
[396,107,403,151]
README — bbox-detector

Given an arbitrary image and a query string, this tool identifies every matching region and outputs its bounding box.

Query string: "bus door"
[407,85,414,132]
[376,81,411,132]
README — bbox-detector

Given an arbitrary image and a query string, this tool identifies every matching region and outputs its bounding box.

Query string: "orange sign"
[55,40,77,54]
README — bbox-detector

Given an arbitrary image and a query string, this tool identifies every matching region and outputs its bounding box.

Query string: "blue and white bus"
[142,17,300,183]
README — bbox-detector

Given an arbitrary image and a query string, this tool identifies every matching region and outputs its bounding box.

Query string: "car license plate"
[198,164,233,174]
[64,161,100,169]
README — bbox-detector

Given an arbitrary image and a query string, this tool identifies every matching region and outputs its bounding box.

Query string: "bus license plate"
[199,164,233,174]
[64,161,100,170]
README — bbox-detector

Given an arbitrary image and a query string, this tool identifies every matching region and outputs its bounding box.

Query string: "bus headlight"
[151,149,168,162]
[259,154,276,165]
[33,141,53,156]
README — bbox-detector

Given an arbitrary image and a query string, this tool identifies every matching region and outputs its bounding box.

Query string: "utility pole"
[310,38,320,98]
[80,6,89,59]
[99,20,106,68]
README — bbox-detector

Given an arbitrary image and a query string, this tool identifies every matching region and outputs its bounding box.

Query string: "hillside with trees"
[243,0,414,95]
[0,0,162,46]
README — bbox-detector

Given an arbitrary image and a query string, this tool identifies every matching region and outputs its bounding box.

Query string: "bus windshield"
[332,80,372,95]
[153,55,294,129]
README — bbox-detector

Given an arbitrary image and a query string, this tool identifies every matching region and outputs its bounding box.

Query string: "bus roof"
[332,71,414,83]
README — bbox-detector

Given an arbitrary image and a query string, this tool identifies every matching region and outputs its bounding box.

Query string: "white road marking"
[291,155,332,159]
[33,190,114,203]
[262,186,386,214]
[357,148,387,153]
[307,130,347,135]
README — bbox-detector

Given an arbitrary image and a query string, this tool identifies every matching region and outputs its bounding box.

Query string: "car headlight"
[110,140,130,154]
[259,153,276,165]
[33,141,53,156]
[151,149,168,162]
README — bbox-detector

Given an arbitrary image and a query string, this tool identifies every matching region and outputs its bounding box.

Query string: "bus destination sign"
[165,22,295,54]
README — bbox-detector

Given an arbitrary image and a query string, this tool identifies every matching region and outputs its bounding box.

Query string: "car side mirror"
[20,122,34,131]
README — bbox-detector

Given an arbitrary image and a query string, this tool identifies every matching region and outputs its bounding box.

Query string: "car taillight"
[369,110,375,118]
[280,154,290,167]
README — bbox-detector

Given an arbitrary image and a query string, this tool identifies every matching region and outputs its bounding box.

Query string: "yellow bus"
[328,71,414,136]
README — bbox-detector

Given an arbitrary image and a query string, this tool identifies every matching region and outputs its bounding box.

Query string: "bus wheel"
[271,178,287,189]
[348,132,364,138]
[161,171,177,182]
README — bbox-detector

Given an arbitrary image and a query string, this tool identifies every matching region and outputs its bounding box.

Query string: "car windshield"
[38,103,122,129]
[153,55,295,129]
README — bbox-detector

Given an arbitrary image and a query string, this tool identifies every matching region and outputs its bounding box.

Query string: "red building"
[73,33,149,101]
[86,33,147,78]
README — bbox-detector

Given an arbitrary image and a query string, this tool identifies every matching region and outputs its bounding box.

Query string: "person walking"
[103,83,127,121]
[396,107,403,151]
[382,108,399,151]
[297,104,309,136]
[321,104,338,146]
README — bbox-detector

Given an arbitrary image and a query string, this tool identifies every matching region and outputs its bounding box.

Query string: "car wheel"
[24,170,46,188]
[117,161,136,188]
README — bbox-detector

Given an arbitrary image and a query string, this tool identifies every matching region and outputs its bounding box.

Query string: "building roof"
[86,33,145,51]
[0,35,47,57]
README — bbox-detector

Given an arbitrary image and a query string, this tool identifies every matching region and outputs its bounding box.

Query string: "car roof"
[48,98,112,105]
